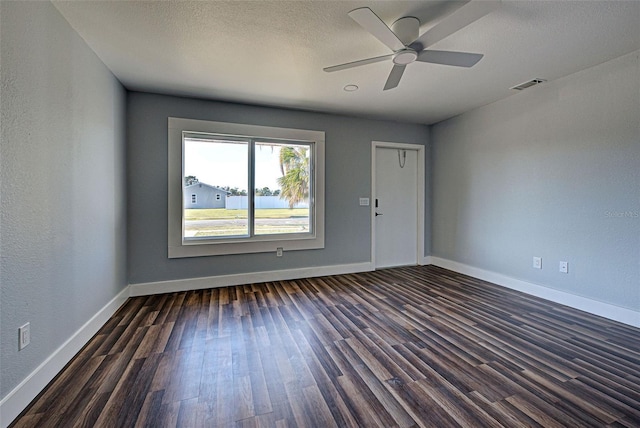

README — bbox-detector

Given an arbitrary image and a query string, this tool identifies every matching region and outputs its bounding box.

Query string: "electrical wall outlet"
[19,323,30,350]
[533,257,542,269]
[276,247,283,257]
[559,261,568,273]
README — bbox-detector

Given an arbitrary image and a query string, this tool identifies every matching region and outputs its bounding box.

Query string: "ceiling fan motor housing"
[391,16,419,65]
[391,16,419,45]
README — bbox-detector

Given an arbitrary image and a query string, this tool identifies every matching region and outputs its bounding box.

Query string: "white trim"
[421,256,433,266]
[0,287,130,428]
[371,141,425,269]
[130,262,374,296]
[428,257,640,328]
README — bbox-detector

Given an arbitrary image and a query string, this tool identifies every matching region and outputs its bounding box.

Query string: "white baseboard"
[0,286,130,428]
[428,257,640,328]
[130,262,375,296]
[421,256,433,266]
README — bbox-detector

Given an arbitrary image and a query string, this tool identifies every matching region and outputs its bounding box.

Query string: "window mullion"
[248,139,256,237]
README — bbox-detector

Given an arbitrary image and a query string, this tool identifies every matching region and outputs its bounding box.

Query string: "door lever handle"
[375,212,383,217]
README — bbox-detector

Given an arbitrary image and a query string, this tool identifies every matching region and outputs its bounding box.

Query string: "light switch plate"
[19,323,30,350]
[359,198,370,206]
[533,257,542,269]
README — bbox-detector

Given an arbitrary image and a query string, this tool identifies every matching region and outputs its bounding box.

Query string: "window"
[191,194,197,204]
[168,117,325,258]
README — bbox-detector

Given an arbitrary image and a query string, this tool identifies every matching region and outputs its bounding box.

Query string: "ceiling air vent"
[510,78,546,91]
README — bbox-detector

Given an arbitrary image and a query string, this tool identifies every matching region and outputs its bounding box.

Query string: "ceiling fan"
[324,1,500,90]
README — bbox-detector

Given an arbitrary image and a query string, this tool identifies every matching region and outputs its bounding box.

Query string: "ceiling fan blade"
[383,65,406,91]
[348,7,405,52]
[417,50,483,67]
[411,0,500,50]
[323,54,393,73]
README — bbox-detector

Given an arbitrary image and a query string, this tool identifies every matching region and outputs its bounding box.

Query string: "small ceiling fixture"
[511,78,546,91]
[343,84,359,92]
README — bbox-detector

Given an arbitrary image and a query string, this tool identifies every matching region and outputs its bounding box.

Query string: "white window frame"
[168,117,325,258]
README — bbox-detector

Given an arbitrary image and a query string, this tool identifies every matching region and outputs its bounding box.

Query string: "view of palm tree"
[277,146,310,208]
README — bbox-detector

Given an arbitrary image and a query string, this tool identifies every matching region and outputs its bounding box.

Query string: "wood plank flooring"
[10,265,640,427]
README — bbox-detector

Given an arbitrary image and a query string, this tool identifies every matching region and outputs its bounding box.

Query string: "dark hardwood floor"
[11,265,640,427]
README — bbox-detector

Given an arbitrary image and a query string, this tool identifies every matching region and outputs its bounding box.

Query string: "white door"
[373,145,420,268]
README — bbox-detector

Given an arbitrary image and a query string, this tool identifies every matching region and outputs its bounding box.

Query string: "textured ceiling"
[52,0,640,125]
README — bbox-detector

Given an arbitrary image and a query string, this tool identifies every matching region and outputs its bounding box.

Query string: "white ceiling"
[52,0,640,125]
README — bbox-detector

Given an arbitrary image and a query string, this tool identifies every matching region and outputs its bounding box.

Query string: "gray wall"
[0,1,127,399]
[431,50,640,311]
[127,92,430,284]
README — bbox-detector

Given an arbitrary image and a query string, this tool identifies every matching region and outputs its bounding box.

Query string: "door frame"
[371,141,425,269]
